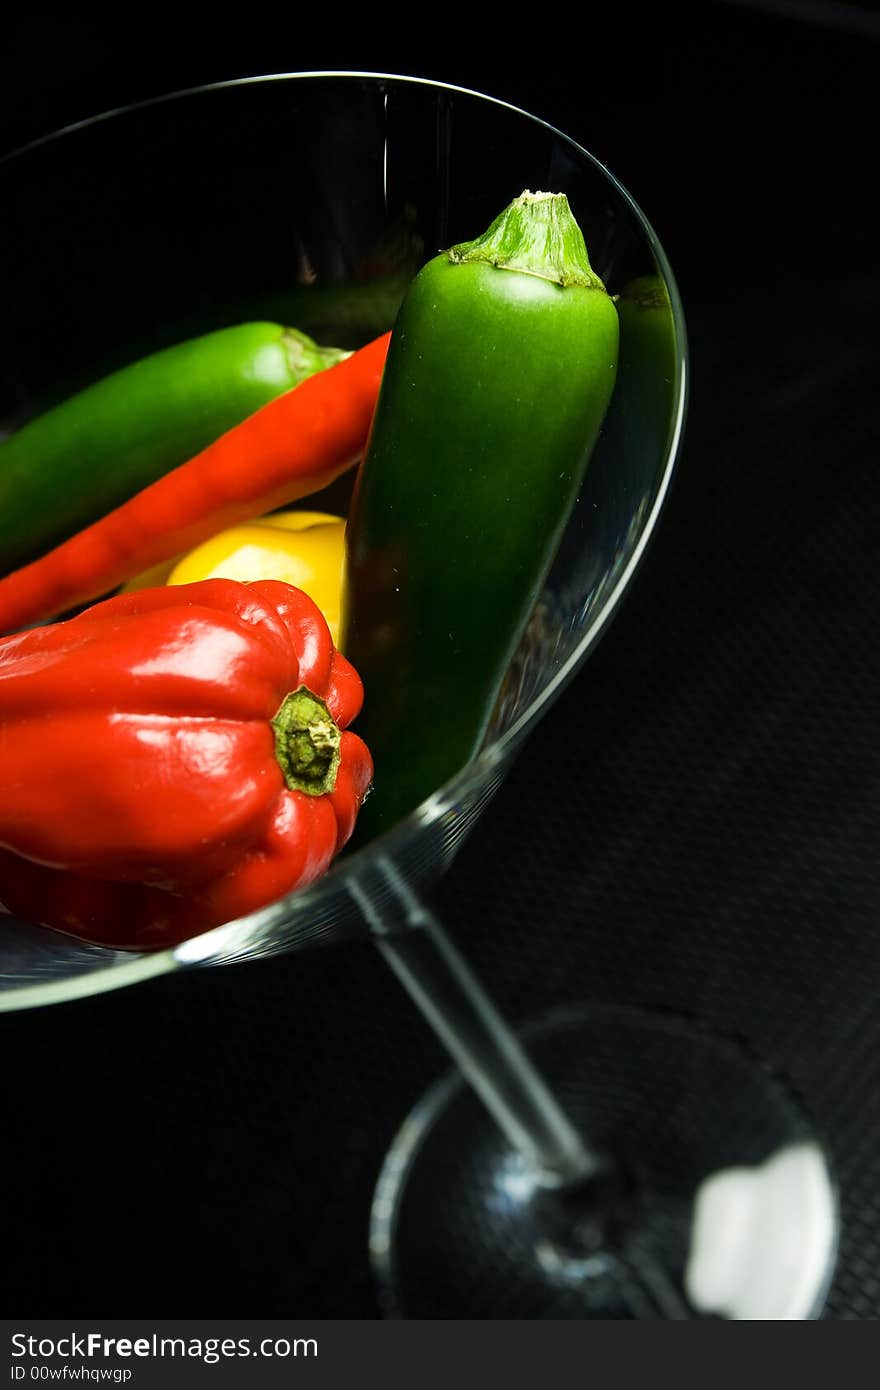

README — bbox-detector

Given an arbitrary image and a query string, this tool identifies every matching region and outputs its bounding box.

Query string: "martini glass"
[0,73,837,1317]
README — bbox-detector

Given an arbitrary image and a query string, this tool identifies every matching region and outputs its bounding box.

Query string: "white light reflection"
[684,1142,837,1320]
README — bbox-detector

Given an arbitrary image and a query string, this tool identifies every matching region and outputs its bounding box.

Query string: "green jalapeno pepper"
[0,322,346,574]
[341,190,620,842]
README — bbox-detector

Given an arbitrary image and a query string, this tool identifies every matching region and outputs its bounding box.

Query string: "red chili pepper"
[0,331,391,634]
[0,578,372,949]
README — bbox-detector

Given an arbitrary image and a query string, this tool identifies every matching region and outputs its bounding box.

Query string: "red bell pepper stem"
[0,331,391,634]
[272,686,342,796]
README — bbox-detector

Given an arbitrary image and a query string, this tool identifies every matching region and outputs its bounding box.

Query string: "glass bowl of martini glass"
[0,72,837,1318]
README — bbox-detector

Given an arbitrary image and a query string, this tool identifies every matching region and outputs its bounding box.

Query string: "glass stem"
[352,857,605,1187]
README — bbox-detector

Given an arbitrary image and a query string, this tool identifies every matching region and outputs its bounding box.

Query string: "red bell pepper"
[0,330,391,634]
[0,578,372,950]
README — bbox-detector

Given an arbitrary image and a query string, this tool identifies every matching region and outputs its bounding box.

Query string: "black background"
[1,3,878,1318]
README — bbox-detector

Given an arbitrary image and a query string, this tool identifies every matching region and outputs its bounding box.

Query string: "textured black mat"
[1,5,877,1317]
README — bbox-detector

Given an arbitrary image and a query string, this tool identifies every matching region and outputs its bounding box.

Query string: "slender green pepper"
[340,190,619,842]
[0,322,346,574]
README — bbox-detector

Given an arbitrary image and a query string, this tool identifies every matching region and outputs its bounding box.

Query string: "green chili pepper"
[340,190,620,842]
[0,322,346,575]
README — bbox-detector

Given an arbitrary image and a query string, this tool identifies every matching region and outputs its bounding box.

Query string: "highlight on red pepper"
[0,330,391,635]
[0,578,373,950]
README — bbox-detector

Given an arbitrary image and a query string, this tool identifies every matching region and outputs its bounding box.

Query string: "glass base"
[370,1006,838,1319]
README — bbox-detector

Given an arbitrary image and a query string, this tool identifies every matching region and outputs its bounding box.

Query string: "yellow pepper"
[165,511,346,643]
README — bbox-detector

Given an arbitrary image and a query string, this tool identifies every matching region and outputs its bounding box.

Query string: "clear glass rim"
[0,70,689,985]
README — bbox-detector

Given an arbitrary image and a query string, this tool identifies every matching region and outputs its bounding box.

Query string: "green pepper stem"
[272,687,341,796]
[281,327,350,380]
[447,189,606,291]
